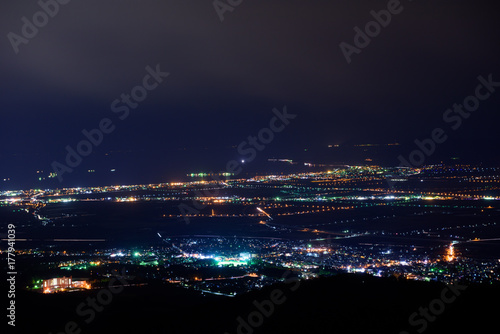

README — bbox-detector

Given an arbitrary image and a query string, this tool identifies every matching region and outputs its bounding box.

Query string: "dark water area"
[4,143,500,191]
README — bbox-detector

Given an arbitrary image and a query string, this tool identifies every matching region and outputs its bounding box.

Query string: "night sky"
[1,0,499,189]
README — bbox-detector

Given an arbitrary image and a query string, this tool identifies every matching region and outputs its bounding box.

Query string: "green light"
[140,260,159,266]
[217,260,248,266]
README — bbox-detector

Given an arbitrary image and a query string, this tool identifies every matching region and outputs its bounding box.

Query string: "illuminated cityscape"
[2,165,499,285]
[3,1,500,333]
[2,164,500,333]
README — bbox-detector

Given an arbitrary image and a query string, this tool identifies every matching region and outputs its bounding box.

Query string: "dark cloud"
[1,0,499,188]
